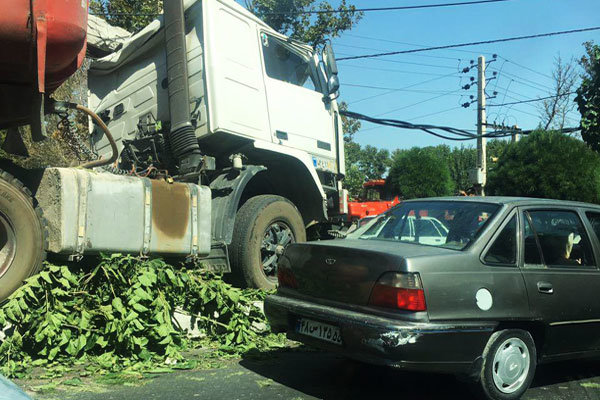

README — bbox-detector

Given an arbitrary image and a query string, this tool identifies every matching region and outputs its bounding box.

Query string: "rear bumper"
[265,294,497,374]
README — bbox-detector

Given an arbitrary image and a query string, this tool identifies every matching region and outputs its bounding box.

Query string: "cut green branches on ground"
[0,255,286,379]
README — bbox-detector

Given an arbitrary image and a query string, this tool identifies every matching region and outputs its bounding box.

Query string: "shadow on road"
[531,358,600,389]
[240,347,477,400]
[241,348,600,400]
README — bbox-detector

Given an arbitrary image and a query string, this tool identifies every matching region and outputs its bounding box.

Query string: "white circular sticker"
[476,288,493,311]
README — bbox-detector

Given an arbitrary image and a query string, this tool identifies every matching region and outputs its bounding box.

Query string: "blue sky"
[327,0,600,151]
[239,0,600,151]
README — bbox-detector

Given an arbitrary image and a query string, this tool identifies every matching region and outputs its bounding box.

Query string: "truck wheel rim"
[0,214,17,279]
[492,337,530,394]
[261,222,294,280]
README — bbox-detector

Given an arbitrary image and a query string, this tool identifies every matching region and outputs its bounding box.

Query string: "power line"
[344,83,463,95]
[334,43,461,61]
[487,92,577,107]
[91,0,512,17]
[492,69,554,91]
[336,52,459,69]
[89,12,160,16]
[345,33,496,56]
[342,109,516,141]
[342,110,580,141]
[499,56,554,81]
[490,90,579,120]
[349,72,460,104]
[263,0,513,15]
[338,27,600,61]
[378,91,463,117]
[408,106,464,122]
[340,63,461,77]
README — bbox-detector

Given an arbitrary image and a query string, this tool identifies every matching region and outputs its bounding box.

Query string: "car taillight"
[368,272,426,311]
[277,266,298,289]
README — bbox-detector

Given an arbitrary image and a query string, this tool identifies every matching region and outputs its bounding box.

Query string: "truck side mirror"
[323,43,339,96]
[327,74,340,96]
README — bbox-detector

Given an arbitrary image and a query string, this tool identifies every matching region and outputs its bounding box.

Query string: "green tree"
[577,41,600,151]
[343,141,364,197]
[340,102,360,143]
[386,147,454,199]
[486,130,600,203]
[343,141,390,198]
[89,0,162,32]
[445,146,476,192]
[360,145,390,180]
[245,0,362,47]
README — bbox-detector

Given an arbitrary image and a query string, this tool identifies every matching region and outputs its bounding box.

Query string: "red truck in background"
[347,179,400,223]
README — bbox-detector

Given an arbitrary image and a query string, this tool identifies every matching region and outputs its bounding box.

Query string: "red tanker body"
[0,0,88,129]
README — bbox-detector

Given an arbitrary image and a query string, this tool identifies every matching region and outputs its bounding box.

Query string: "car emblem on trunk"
[325,258,336,265]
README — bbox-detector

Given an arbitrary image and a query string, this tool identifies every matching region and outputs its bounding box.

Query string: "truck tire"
[0,170,46,302]
[230,195,305,290]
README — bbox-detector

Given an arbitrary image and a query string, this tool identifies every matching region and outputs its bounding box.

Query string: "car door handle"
[537,281,554,294]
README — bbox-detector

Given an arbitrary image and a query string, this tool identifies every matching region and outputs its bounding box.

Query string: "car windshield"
[352,201,500,250]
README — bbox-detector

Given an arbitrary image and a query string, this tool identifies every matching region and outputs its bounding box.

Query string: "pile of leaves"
[0,255,284,378]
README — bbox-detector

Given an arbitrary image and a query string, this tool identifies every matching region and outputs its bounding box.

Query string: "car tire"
[229,195,305,290]
[0,170,46,301]
[478,329,537,400]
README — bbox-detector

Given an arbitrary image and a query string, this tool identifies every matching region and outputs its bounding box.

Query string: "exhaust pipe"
[164,0,202,174]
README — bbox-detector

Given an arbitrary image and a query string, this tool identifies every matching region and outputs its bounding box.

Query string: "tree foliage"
[486,131,600,203]
[388,142,508,195]
[0,255,280,378]
[577,41,600,151]
[343,141,390,198]
[386,147,454,199]
[89,0,162,32]
[340,102,361,143]
[245,0,362,47]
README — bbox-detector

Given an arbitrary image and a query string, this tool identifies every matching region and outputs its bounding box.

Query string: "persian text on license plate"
[296,318,342,345]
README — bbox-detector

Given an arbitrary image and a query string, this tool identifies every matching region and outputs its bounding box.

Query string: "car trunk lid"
[281,239,443,306]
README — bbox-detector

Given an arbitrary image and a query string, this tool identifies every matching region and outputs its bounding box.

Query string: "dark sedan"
[265,197,600,400]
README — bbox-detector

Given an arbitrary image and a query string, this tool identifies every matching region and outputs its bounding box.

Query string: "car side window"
[585,212,600,241]
[261,33,318,92]
[526,210,595,268]
[523,215,543,266]
[484,215,517,265]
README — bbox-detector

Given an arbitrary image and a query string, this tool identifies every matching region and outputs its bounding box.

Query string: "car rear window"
[355,201,500,250]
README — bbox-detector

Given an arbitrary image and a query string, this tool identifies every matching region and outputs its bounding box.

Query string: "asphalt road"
[33,349,600,400]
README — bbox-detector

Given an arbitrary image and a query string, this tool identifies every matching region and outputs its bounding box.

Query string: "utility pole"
[476,55,487,196]
[511,125,521,143]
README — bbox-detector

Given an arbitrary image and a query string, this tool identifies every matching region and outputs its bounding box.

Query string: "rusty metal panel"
[37,168,211,258]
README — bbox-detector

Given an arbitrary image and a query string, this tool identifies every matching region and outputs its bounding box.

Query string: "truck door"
[258,32,337,163]
[519,208,600,357]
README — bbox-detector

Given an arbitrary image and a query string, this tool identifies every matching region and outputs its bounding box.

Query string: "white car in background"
[399,216,449,245]
[358,214,449,245]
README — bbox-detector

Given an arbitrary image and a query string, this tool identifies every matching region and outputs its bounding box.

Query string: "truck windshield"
[353,201,500,250]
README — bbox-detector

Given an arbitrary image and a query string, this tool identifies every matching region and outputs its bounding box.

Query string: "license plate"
[296,318,342,345]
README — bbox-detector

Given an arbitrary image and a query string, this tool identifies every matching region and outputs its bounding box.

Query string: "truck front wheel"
[230,195,305,290]
[0,171,46,301]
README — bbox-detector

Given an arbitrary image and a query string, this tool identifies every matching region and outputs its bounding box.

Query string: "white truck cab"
[82,0,347,289]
